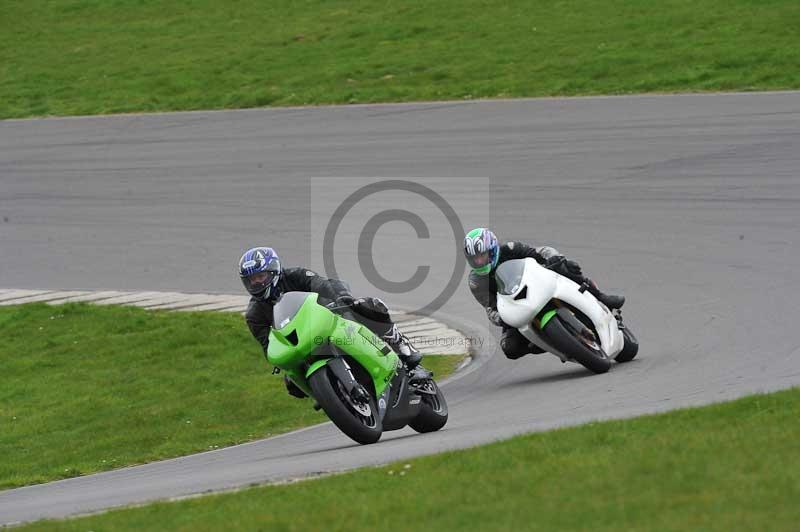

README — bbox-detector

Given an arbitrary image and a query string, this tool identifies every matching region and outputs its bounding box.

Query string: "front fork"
[326,357,370,403]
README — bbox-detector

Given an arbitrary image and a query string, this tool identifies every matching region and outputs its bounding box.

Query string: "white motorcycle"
[495,258,638,373]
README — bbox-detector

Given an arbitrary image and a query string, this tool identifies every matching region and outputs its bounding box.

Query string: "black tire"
[408,379,448,433]
[309,367,383,445]
[543,315,612,374]
[615,325,639,363]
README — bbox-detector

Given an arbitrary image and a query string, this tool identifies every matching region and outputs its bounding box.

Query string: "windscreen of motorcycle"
[495,259,527,295]
[272,291,315,330]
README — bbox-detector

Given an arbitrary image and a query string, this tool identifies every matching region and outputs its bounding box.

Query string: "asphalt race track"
[1,92,799,524]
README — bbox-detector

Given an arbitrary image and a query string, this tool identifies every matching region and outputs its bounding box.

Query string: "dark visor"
[242,271,276,295]
[467,252,491,269]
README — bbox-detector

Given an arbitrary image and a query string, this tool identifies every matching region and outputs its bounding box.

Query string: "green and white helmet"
[464,228,499,275]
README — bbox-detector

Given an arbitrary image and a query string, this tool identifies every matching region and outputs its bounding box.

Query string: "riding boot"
[382,324,423,369]
[584,278,625,309]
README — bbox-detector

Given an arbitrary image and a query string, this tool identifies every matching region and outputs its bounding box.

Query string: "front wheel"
[309,367,383,445]
[542,315,611,374]
[408,379,448,433]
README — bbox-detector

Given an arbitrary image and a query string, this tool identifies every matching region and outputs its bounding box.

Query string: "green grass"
[0,303,463,489]
[2,0,799,118]
[18,387,800,531]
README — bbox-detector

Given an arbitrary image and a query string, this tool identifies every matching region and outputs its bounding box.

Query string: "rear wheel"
[309,367,383,445]
[408,379,448,433]
[615,325,639,363]
[543,314,611,374]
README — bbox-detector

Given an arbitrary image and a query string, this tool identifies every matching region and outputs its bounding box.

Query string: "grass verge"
[0,303,464,489]
[17,387,800,531]
[2,0,799,118]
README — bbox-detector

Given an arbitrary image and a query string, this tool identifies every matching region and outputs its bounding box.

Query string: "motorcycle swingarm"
[409,383,438,395]
[408,367,437,395]
[407,365,433,382]
[381,367,422,431]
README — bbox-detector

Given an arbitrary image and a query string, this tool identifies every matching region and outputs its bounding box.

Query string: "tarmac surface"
[1,92,799,524]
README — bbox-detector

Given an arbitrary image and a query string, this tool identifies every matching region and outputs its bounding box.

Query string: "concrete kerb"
[0,289,472,357]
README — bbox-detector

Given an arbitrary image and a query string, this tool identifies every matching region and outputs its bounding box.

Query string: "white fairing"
[496,258,624,358]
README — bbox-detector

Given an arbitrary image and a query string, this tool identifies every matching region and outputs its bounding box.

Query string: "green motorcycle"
[267,291,449,445]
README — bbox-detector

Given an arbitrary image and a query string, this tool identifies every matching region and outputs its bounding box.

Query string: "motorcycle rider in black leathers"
[238,246,422,398]
[463,228,625,360]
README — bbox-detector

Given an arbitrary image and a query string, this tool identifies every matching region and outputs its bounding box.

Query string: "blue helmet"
[238,247,282,299]
[464,228,499,275]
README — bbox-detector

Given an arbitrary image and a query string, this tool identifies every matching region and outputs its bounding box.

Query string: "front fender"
[305,358,331,380]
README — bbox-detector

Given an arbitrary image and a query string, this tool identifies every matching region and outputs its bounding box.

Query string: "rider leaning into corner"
[238,246,423,398]
[463,228,625,360]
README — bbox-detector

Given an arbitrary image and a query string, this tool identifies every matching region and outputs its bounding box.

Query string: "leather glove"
[563,259,582,276]
[546,256,582,277]
[334,294,355,307]
[545,255,564,269]
[486,307,503,327]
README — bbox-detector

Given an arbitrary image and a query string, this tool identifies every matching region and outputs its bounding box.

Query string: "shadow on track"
[503,366,597,388]
[268,427,445,461]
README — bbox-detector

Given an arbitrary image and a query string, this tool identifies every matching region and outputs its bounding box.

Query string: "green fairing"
[539,309,558,329]
[267,293,336,367]
[267,293,399,398]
